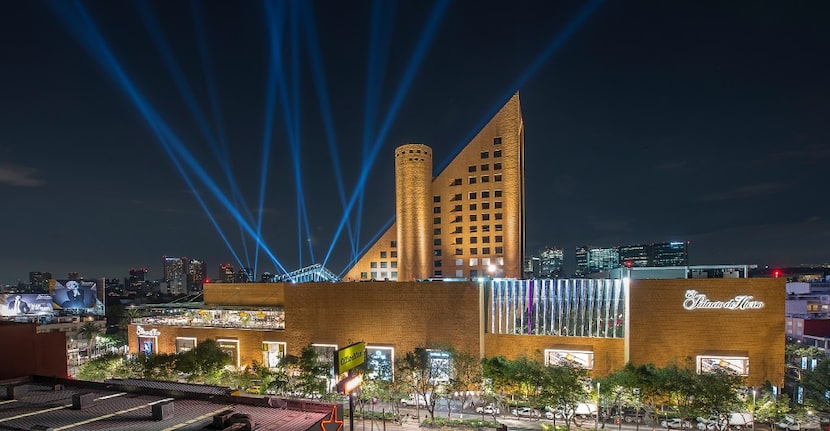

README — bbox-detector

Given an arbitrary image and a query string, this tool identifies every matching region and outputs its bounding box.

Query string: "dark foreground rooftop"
[0,376,334,431]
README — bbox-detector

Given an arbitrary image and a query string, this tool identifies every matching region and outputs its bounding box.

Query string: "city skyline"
[1,1,828,284]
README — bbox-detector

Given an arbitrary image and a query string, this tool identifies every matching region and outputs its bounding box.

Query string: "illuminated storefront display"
[683,290,765,311]
[366,346,394,381]
[132,307,285,330]
[262,341,287,368]
[217,339,240,367]
[545,349,594,369]
[696,355,750,376]
[176,337,197,353]
[490,279,625,337]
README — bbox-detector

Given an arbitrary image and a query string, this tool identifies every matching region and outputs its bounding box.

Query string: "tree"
[447,349,482,419]
[289,345,332,399]
[396,348,451,423]
[176,339,231,382]
[801,357,830,417]
[78,352,125,381]
[538,362,590,429]
[691,368,744,431]
[78,321,102,357]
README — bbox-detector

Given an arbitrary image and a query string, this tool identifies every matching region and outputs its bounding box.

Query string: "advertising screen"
[545,349,595,369]
[0,293,56,316]
[52,279,103,313]
[697,355,749,376]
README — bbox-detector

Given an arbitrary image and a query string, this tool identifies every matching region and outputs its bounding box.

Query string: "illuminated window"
[391,271,397,278]
[360,272,367,279]
[481,151,489,159]
[493,137,502,145]
[371,271,377,279]
[470,258,478,266]
[380,272,387,278]
[455,259,463,266]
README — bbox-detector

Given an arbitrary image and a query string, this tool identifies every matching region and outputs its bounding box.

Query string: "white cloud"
[0,163,45,187]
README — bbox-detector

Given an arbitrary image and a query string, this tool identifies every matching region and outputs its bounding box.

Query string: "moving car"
[661,419,693,429]
[476,404,501,415]
[511,407,541,418]
[401,394,429,407]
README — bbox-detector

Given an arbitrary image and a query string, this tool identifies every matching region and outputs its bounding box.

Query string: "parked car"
[662,419,693,429]
[696,416,722,431]
[511,407,541,418]
[777,415,820,431]
[476,404,501,415]
[544,407,566,420]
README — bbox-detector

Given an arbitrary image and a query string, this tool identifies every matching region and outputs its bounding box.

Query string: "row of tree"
[80,340,826,429]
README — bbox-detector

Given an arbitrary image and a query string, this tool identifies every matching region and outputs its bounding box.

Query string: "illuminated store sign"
[136,325,161,337]
[682,290,765,311]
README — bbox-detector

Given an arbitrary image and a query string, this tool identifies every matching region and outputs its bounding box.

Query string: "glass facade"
[488,279,626,338]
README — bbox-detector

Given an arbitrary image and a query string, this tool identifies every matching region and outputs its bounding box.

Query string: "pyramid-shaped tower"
[344,94,524,281]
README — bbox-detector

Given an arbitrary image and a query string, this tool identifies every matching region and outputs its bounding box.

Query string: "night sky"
[1,1,828,284]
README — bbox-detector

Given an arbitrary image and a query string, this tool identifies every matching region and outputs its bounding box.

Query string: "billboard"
[0,293,56,317]
[52,279,103,312]
[545,349,595,369]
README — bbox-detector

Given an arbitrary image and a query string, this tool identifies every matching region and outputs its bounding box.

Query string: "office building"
[653,241,689,267]
[219,263,235,283]
[575,246,620,276]
[162,257,186,296]
[187,258,206,293]
[539,247,564,277]
[343,94,525,281]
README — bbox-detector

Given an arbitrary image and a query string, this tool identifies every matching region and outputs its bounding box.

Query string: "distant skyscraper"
[652,241,689,267]
[236,267,253,283]
[260,272,274,283]
[523,256,541,278]
[163,257,186,295]
[128,268,148,291]
[187,258,206,293]
[618,244,651,268]
[219,263,235,283]
[29,271,46,291]
[575,246,619,276]
[539,247,564,277]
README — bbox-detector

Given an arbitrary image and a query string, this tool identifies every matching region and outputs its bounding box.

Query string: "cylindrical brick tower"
[395,143,433,281]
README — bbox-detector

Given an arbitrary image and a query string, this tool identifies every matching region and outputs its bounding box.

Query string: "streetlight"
[595,382,600,431]
[751,388,756,431]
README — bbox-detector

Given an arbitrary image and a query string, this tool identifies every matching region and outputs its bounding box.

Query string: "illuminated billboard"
[52,279,103,313]
[0,293,56,317]
[696,355,749,376]
[544,349,595,369]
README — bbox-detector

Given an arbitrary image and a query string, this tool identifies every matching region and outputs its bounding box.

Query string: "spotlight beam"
[322,0,451,267]
[299,0,359,262]
[438,0,606,172]
[337,214,395,278]
[50,0,292,277]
